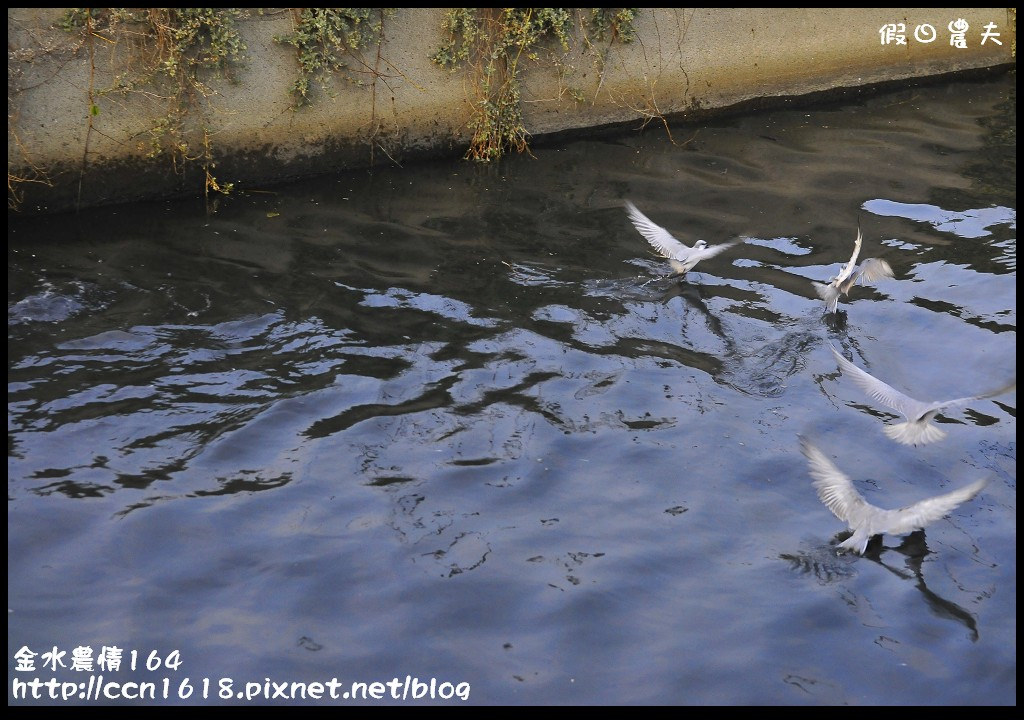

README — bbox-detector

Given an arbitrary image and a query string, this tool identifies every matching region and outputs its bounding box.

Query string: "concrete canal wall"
[7,8,1016,214]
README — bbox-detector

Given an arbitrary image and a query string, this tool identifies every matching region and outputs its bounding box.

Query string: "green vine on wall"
[432,8,636,162]
[274,8,394,107]
[18,8,642,209]
[588,8,637,43]
[61,8,247,200]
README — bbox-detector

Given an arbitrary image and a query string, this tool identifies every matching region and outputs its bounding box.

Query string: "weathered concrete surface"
[7,8,1016,214]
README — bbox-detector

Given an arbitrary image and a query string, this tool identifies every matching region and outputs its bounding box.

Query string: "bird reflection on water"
[782,530,980,641]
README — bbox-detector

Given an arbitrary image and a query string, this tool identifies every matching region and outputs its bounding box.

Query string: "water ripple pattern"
[8,74,1015,705]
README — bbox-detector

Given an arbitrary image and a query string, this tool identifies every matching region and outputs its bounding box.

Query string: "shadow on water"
[781,529,980,642]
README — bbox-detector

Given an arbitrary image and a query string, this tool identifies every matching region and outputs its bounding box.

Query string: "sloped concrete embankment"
[7,8,1015,214]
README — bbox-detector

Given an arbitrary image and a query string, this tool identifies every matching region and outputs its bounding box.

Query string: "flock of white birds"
[624,201,1014,555]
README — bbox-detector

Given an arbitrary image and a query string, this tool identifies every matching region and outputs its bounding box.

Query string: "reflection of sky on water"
[864,198,1016,238]
[8,74,1016,705]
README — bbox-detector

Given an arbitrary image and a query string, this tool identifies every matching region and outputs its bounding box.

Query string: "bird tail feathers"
[883,421,947,446]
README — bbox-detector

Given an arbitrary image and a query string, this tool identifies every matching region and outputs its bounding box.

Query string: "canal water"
[8,72,1015,705]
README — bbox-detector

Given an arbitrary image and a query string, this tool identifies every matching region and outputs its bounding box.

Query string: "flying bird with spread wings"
[624,201,745,278]
[812,223,893,313]
[799,436,988,555]
[830,344,1015,445]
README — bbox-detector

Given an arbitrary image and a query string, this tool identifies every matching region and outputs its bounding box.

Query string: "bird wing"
[854,257,894,284]
[833,225,863,285]
[834,346,1016,423]
[884,479,988,535]
[812,281,841,303]
[624,201,690,261]
[800,436,870,523]
[689,237,745,263]
[924,380,1018,417]
[830,345,922,419]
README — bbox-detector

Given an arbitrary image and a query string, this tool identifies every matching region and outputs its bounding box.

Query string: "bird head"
[693,240,708,250]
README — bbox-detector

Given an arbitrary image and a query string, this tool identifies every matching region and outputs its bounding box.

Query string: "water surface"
[8,73,1016,705]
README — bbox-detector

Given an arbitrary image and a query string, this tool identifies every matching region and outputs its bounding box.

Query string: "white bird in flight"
[799,436,988,554]
[830,344,1015,446]
[624,201,744,278]
[812,223,893,313]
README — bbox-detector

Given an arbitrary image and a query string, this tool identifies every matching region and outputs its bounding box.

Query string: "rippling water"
[8,73,1016,705]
